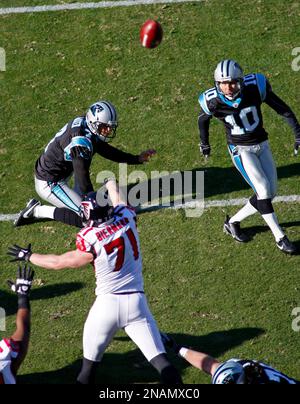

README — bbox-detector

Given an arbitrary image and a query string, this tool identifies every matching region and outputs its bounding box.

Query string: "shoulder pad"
[244,73,267,101]
[64,136,93,161]
[71,117,84,129]
[198,87,217,115]
[255,73,267,101]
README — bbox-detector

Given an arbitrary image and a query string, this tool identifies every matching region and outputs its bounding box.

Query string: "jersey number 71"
[104,229,139,272]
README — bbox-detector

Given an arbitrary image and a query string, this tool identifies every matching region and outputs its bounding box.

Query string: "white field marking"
[0,0,203,16]
[1,195,300,221]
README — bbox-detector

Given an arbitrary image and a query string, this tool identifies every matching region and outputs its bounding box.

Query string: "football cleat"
[223,215,250,243]
[14,199,41,227]
[276,236,298,255]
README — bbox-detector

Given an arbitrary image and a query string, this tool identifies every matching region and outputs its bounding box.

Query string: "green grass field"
[0,0,300,384]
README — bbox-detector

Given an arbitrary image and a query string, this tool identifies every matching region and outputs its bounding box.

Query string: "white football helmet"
[214,59,243,100]
[212,361,246,384]
[86,101,118,142]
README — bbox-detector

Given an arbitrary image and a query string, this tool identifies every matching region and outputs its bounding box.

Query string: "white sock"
[229,201,258,223]
[261,212,285,242]
[34,205,55,219]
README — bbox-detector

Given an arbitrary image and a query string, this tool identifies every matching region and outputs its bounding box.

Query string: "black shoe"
[14,199,41,227]
[276,236,298,255]
[223,215,250,243]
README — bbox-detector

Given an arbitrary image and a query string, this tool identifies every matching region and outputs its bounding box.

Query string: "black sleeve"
[198,108,212,145]
[95,142,142,165]
[265,86,300,139]
[72,157,94,195]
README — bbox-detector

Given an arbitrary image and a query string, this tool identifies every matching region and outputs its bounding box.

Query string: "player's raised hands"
[7,264,34,296]
[7,243,32,262]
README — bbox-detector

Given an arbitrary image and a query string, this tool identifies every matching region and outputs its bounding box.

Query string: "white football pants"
[228,140,277,200]
[83,293,165,362]
[34,176,82,214]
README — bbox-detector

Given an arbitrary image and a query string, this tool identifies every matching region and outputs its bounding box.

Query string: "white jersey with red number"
[0,338,20,384]
[76,205,144,295]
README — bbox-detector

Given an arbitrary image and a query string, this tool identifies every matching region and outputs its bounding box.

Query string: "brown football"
[140,20,163,49]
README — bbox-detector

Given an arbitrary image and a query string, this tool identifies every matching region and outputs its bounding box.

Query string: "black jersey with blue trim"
[198,73,300,146]
[235,359,299,384]
[35,116,140,183]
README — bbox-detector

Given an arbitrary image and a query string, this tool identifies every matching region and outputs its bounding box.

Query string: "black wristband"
[18,295,30,310]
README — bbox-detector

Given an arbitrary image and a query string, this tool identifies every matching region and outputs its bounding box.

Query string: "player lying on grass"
[161,332,299,384]
[0,265,34,384]
[198,59,300,255]
[8,180,181,384]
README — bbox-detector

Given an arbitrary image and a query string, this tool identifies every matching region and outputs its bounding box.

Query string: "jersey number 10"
[225,106,260,135]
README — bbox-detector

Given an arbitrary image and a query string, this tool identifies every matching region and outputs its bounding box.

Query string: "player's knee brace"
[256,198,274,215]
[150,353,182,384]
[76,358,99,384]
[54,207,83,228]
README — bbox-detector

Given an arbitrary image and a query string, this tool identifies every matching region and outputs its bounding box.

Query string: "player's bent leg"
[35,177,82,213]
[150,353,182,384]
[76,357,99,384]
[123,293,182,383]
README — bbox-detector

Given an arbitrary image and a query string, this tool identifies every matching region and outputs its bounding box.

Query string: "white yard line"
[1,195,299,221]
[0,0,203,16]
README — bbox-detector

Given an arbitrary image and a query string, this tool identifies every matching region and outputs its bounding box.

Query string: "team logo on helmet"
[85,101,118,142]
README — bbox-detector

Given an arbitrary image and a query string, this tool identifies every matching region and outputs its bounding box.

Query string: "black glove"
[160,332,181,355]
[7,264,34,296]
[7,243,32,262]
[199,144,211,157]
[294,138,300,156]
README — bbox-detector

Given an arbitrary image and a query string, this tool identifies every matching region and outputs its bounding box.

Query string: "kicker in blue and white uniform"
[14,101,156,228]
[198,59,300,254]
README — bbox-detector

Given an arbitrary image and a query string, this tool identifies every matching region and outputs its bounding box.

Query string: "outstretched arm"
[8,244,93,270]
[105,179,127,208]
[160,332,220,376]
[180,348,220,376]
[7,265,34,374]
[29,250,93,270]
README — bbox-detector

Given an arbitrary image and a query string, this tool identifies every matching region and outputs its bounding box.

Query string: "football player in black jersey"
[14,101,156,227]
[198,60,300,254]
[161,332,299,384]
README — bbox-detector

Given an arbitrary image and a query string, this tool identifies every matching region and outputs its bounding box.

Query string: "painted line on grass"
[138,195,300,213]
[1,195,299,221]
[0,0,203,16]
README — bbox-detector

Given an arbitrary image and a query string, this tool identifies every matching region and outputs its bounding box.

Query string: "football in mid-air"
[140,20,163,49]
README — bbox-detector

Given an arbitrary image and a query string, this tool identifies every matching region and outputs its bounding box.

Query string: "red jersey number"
[104,229,139,272]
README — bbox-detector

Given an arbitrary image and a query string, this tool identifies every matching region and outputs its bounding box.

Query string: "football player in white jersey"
[161,333,299,384]
[0,265,34,384]
[198,60,300,254]
[8,180,182,384]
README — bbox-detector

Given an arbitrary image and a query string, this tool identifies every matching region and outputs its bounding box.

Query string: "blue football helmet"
[212,360,246,384]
